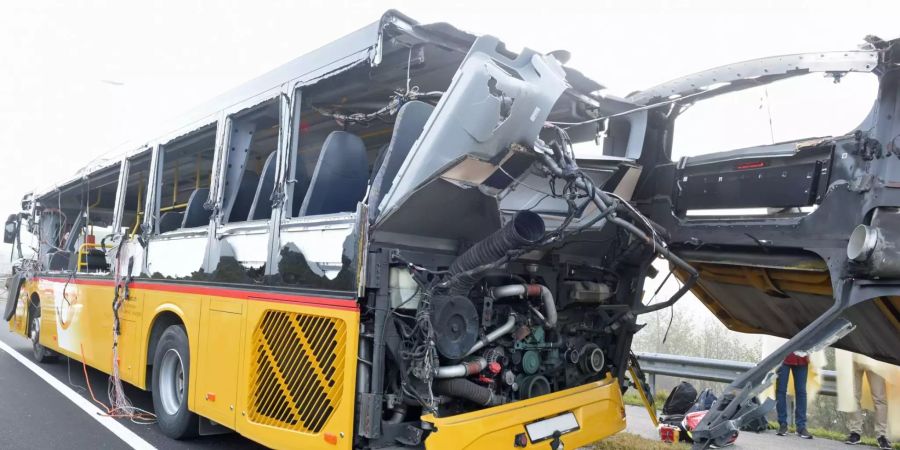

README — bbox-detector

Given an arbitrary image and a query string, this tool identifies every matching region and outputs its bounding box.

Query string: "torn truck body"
[3,10,898,450]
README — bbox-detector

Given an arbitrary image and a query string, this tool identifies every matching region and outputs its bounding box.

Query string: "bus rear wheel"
[151,325,198,439]
[30,311,55,363]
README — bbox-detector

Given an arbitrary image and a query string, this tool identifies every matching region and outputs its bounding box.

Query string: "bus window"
[221,99,280,223]
[156,124,217,232]
[289,97,386,218]
[76,167,121,272]
[119,154,152,236]
[35,164,121,272]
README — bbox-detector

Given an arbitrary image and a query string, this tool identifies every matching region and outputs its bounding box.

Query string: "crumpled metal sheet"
[375,35,569,232]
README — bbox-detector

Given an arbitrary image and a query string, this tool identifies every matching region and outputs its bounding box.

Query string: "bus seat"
[48,251,70,271]
[228,170,260,222]
[158,212,184,233]
[181,188,211,228]
[368,101,434,220]
[85,248,109,272]
[299,131,369,217]
[248,151,276,221]
[290,159,311,217]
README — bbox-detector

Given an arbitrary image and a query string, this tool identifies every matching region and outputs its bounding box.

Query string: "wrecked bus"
[3,10,898,450]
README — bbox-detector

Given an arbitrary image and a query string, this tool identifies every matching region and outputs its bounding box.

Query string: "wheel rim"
[159,348,185,415]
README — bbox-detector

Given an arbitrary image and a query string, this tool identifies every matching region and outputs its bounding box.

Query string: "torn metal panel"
[374,35,569,240]
[629,49,880,105]
[631,36,900,449]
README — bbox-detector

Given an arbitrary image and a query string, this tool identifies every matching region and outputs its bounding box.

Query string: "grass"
[622,390,668,410]
[587,432,689,450]
[768,422,898,449]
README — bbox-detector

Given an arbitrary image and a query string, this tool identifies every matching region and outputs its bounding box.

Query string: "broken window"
[671,73,878,160]
[287,91,383,218]
[221,99,281,223]
[155,124,217,233]
[35,164,121,272]
[119,153,152,237]
[669,73,878,218]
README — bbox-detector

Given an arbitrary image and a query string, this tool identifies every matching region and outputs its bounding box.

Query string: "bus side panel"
[194,296,247,429]
[235,299,359,450]
[29,278,145,387]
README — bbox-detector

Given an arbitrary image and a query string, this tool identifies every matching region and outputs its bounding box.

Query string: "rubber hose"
[448,211,545,295]
[433,378,498,406]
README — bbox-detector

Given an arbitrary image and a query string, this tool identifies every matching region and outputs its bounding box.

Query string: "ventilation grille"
[248,310,346,433]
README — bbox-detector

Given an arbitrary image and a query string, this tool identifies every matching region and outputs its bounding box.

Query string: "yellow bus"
[5,10,898,450]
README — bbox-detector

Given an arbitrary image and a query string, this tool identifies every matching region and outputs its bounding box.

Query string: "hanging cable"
[547,88,715,128]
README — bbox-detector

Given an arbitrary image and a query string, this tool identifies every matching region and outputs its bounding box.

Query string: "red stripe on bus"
[35,277,359,311]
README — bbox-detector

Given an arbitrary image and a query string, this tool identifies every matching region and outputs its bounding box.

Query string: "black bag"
[739,397,769,433]
[662,381,698,416]
[687,388,717,414]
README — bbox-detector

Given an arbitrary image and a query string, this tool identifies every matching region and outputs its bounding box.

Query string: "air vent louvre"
[248,310,346,433]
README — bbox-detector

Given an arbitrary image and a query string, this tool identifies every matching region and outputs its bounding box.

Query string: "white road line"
[0,340,157,450]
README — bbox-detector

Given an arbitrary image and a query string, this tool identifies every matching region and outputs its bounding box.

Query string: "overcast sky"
[1,0,897,214]
[1,1,898,327]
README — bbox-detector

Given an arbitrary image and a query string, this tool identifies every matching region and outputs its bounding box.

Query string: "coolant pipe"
[490,284,557,328]
[433,378,502,406]
[385,404,407,424]
[435,357,488,379]
[446,211,545,295]
[464,314,517,357]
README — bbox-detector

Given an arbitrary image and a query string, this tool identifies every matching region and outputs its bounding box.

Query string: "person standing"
[775,351,813,439]
[842,354,892,449]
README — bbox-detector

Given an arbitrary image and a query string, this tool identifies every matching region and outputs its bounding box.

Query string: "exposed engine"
[378,206,649,430]
[386,211,616,417]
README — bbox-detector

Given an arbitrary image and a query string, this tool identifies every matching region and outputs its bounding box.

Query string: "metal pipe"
[384,404,407,424]
[490,284,557,328]
[172,164,179,206]
[356,331,371,394]
[435,357,487,379]
[465,314,517,357]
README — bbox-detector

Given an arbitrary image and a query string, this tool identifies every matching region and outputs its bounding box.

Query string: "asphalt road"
[0,294,854,450]
[0,298,265,450]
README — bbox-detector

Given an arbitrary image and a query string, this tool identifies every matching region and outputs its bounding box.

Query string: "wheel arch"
[144,307,187,390]
[26,291,41,335]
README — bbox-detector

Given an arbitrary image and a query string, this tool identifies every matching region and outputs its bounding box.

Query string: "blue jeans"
[775,363,808,428]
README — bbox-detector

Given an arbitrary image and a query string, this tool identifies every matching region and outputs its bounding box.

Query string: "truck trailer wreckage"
[3,11,899,450]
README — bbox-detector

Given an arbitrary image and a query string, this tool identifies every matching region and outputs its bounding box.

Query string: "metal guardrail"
[635,351,837,397]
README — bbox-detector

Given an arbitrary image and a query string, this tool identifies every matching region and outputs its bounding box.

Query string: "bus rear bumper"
[422,377,626,449]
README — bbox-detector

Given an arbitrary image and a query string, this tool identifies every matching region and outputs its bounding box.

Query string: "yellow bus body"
[10,276,626,449]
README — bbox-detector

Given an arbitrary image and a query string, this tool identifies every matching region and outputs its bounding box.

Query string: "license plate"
[525,412,580,443]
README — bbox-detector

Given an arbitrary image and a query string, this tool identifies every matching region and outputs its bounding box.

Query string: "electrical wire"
[66,356,87,393]
[662,277,684,345]
[547,88,716,128]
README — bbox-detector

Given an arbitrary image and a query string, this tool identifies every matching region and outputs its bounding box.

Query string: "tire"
[151,325,198,439]
[30,308,56,363]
